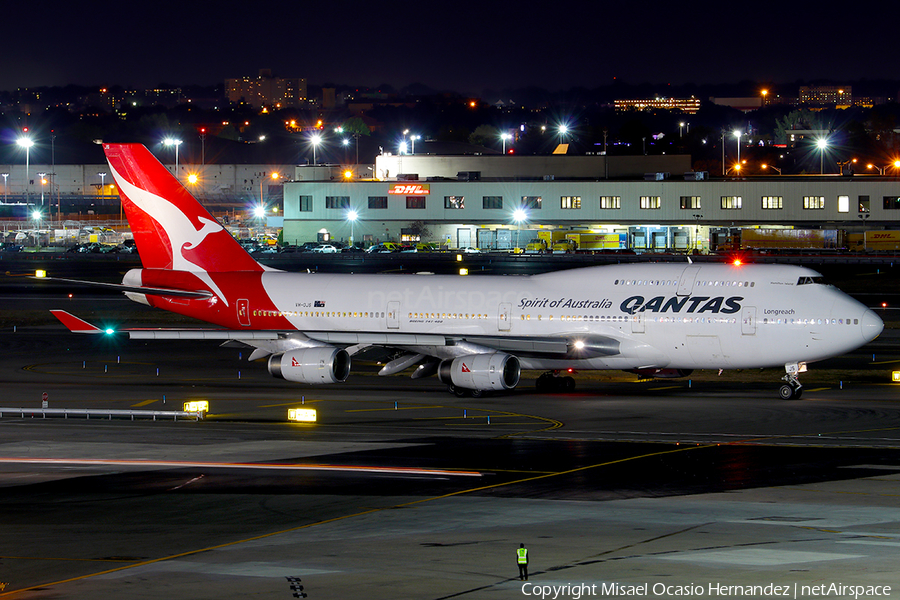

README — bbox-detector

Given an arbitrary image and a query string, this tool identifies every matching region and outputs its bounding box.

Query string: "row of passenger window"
[409,313,488,320]
[763,318,859,325]
[614,279,756,288]
[254,310,386,319]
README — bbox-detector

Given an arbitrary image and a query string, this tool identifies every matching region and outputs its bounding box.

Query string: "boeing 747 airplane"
[49,144,883,399]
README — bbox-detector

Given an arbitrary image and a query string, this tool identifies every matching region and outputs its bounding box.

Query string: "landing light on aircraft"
[573,340,585,350]
[104,328,115,335]
[184,400,209,413]
[288,408,317,422]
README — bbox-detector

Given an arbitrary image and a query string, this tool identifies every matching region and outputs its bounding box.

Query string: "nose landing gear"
[780,362,806,399]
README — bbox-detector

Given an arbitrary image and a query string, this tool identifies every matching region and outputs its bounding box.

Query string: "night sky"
[2,0,892,94]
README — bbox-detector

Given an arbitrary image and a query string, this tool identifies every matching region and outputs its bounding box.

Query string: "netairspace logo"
[519,581,892,599]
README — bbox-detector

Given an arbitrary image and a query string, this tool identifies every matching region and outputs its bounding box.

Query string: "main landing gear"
[535,370,576,392]
[779,362,805,399]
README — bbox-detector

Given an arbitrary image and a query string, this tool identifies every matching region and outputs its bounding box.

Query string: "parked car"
[312,244,339,253]
[366,242,400,253]
[459,246,480,253]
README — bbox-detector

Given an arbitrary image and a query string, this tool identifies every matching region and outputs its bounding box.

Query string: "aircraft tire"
[564,376,576,391]
[470,389,483,398]
[779,384,796,400]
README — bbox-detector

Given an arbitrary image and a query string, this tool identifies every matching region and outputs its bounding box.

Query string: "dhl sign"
[389,183,430,195]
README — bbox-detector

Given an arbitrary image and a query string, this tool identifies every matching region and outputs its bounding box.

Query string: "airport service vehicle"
[48,144,883,399]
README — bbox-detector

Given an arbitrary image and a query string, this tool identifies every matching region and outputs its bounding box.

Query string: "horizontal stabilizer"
[50,310,102,333]
[36,276,212,299]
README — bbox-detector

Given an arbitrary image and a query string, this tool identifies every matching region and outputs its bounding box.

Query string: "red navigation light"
[733,258,742,266]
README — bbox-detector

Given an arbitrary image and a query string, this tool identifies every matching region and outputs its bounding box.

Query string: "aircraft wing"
[49,310,618,357]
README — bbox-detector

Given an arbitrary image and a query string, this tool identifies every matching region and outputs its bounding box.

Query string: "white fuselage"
[249,262,881,372]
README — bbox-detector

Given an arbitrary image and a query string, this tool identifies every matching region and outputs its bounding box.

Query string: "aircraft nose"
[861,309,884,343]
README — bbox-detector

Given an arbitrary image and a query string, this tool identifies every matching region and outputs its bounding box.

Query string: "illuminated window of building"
[560,196,581,209]
[600,196,621,209]
[640,196,661,209]
[803,196,825,210]
[838,195,849,213]
[761,196,782,209]
[721,196,742,209]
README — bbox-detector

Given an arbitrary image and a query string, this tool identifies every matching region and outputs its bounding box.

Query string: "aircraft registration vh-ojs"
[48,144,883,400]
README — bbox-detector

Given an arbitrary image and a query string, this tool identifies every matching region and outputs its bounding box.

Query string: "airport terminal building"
[283,154,900,251]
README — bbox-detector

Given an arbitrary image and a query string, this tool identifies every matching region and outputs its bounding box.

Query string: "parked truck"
[525,230,568,253]
[565,232,627,251]
[716,228,844,252]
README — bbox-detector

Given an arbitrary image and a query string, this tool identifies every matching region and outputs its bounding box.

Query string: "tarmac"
[0,294,899,599]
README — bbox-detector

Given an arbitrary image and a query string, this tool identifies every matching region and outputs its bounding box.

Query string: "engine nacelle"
[268,348,351,384]
[437,353,520,391]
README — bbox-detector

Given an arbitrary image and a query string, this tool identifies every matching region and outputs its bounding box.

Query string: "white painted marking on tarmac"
[838,540,900,547]
[657,548,862,566]
[0,457,482,477]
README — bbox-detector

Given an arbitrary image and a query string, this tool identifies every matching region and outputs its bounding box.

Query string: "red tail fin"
[103,144,262,273]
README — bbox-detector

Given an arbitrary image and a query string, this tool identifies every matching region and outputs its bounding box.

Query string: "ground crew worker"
[517,543,529,580]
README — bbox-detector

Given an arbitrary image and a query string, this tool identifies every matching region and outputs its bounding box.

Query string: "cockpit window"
[797,276,829,286]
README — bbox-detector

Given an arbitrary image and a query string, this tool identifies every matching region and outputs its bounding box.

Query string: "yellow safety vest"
[517,548,528,564]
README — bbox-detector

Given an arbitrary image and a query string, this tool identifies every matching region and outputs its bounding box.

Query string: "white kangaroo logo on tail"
[109,163,230,306]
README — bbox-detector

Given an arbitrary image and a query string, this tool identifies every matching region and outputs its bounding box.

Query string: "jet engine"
[437,353,520,392]
[268,348,351,384]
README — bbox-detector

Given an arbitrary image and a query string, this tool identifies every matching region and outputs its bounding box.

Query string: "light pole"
[98,172,106,197]
[310,133,322,165]
[512,208,527,251]
[1,173,7,203]
[410,134,420,154]
[500,132,510,154]
[816,138,828,174]
[37,173,46,206]
[163,138,182,179]
[693,213,703,253]
[16,136,34,204]
[733,130,742,166]
[761,164,782,175]
[347,209,358,246]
